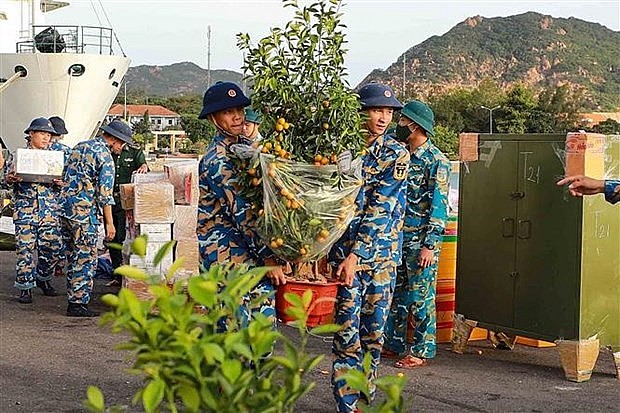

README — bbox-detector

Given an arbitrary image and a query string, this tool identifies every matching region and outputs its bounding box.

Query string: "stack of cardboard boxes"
[119,159,200,298]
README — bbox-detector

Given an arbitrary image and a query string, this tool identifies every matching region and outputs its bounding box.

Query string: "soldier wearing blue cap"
[4,118,63,303]
[382,100,451,369]
[49,116,72,164]
[330,83,410,413]
[60,121,120,316]
[100,120,148,286]
[196,81,286,328]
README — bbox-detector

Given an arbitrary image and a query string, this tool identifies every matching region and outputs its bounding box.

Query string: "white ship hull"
[0,52,129,151]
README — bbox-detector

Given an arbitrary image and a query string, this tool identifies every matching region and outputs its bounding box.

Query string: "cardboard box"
[173,205,198,239]
[120,184,135,210]
[131,171,167,184]
[129,240,174,276]
[139,223,172,242]
[164,160,199,205]
[15,148,64,183]
[134,182,175,223]
[174,239,200,274]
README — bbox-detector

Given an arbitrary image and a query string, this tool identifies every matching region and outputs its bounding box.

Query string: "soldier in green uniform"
[103,120,148,285]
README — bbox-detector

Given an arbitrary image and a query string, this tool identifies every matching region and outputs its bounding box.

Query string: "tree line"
[117,78,620,159]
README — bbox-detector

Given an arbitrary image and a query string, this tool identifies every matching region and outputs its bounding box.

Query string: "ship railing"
[15,25,119,56]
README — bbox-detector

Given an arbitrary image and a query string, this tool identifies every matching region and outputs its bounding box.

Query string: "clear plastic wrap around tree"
[259,154,361,263]
[236,0,366,267]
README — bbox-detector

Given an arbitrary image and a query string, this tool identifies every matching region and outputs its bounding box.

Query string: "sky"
[47,0,620,86]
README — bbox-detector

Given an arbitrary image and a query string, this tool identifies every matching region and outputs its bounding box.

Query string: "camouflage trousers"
[62,218,98,304]
[384,249,438,359]
[331,262,396,413]
[217,275,276,332]
[14,222,63,290]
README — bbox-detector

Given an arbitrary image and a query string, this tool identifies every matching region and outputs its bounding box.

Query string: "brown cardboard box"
[164,160,199,205]
[173,205,198,239]
[15,148,64,183]
[174,239,200,275]
[139,223,172,242]
[120,183,135,210]
[134,182,175,223]
[131,171,167,184]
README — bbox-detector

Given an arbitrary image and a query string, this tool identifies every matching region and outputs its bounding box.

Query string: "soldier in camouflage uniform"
[557,175,620,205]
[104,120,148,286]
[48,116,72,278]
[60,125,118,317]
[4,118,63,303]
[329,83,410,413]
[383,100,451,369]
[49,116,72,163]
[196,81,286,328]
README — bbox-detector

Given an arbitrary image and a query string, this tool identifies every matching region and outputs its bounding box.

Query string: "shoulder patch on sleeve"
[436,165,449,184]
[394,160,408,180]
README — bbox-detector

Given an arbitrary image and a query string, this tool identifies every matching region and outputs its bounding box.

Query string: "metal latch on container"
[510,191,525,200]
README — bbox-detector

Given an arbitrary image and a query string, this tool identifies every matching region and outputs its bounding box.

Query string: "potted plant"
[235,0,364,323]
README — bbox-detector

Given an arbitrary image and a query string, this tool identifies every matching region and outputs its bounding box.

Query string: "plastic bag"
[258,153,362,262]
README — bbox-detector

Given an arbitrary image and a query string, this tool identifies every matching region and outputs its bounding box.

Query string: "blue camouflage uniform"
[197,133,276,328]
[329,134,409,413]
[384,139,450,360]
[4,143,64,290]
[604,180,619,204]
[50,141,72,165]
[61,137,115,304]
[50,140,72,274]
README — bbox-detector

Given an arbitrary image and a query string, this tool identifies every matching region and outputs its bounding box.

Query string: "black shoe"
[18,289,33,304]
[66,303,100,317]
[36,280,58,296]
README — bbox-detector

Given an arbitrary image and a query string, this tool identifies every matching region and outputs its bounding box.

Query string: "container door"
[456,140,518,328]
[513,140,580,339]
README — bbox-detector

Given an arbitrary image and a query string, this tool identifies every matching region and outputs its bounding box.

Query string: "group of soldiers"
[3,80,616,413]
[195,81,451,413]
[2,116,147,317]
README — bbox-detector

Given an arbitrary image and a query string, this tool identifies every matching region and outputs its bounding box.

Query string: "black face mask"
[394,122,416,142]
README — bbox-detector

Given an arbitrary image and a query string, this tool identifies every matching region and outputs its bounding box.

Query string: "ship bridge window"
[68,64,85,77]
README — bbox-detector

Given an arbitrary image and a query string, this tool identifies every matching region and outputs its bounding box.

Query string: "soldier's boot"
[18,289,33,304]
[66,303,100,317]
[36,280,58,296]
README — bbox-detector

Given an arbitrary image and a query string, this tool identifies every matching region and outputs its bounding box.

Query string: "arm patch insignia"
[394,161,408,180]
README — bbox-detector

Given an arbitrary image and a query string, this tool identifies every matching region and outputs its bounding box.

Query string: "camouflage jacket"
[50,141,72,165]
[61,137,115,225]
[197,134,270,268]
[605,179,620,204]
[402,139,451,251]
[331,134,410,266]
[3,143,62,226]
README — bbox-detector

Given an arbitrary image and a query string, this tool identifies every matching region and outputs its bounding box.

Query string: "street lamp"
[480,105,501,134]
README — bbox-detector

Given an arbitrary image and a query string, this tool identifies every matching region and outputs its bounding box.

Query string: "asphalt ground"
[0,250,618,412]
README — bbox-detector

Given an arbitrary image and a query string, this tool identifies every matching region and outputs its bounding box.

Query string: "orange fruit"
[276,238,284,247]
[280,188,290,197]
[283,122,290,130]
[319,229,330,238]
[322,123,330,130]
[330,154,338,163]
[270,240,278,249]
[258,209,264,216]
[286,199,293,209]
[264,142,273,150]
[291,200,300,209]
[320,157,329,165]
[316,235,326,243]
[275,123,284,132]
[251,177,261,187]
[299,247,308,255]
[314,154,323,162]
[322,100,330,108]
[277,117,286,125]
[248,168,257,176]
[267,168,276,178]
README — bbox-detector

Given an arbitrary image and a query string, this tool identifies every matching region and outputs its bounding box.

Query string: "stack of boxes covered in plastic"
[119,159,200,298]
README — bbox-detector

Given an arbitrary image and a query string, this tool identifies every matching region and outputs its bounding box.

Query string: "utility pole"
[480,105,501,134]
[206,25,212,87]
[402,53,406,98]
[123,79,127,121]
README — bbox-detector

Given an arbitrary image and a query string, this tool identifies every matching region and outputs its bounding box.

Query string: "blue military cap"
[198,81,250,119]
[100,119,133,144]
[358,83,403,110]
[24,117,56,134]
[49,116,68,135]
[244,108,262,124]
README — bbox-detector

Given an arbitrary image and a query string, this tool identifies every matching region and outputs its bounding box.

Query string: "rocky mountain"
[124,13,619,110]
[125,62,244,96]
[361,12,620,109]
